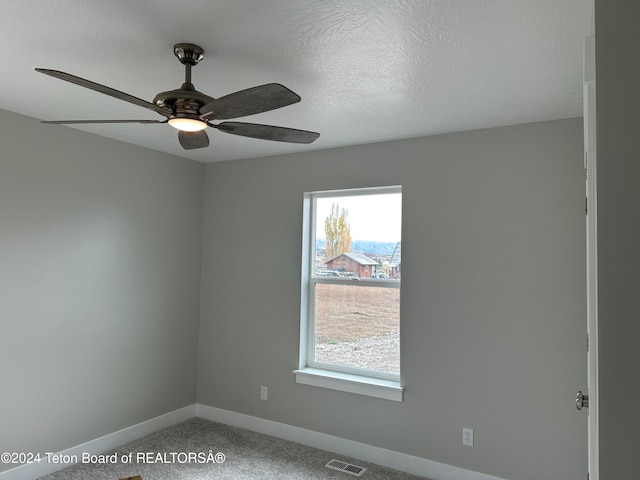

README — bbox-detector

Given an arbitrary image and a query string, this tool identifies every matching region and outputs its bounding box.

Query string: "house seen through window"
[300,186,402,382]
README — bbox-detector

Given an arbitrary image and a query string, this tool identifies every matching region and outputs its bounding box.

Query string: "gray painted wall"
[595,1,640,477]
[198,118,587,480]
[0,109,204,472]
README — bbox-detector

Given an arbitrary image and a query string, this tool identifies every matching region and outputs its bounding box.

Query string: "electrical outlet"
[260,385,268,401]
[462,427,474,447]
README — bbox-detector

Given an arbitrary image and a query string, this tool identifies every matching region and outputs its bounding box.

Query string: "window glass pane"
[314,283,400,375]
[314,192,401,279]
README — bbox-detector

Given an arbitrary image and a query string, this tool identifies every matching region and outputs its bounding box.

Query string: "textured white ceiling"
[0,0,590,163]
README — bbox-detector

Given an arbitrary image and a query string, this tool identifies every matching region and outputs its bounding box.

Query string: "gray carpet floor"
[37,418,430,480]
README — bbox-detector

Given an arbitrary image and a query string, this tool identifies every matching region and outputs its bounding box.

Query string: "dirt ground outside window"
[314,283,400,375]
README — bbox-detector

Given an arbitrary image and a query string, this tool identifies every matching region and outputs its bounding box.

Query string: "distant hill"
[316,239,397,256]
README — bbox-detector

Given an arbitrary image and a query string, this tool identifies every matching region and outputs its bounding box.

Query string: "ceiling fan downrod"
[173,43,204,86]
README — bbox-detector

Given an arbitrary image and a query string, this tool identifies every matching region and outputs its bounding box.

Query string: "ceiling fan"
[35,43,320,150]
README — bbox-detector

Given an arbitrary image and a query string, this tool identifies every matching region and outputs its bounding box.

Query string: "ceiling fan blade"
[178,130,210,150]
[35,68,171,117]
[214,122,320,144]
[200,84,301,120]
[41,119,164,124]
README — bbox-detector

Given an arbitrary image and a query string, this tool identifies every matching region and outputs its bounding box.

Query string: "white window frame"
[294,186,404,402]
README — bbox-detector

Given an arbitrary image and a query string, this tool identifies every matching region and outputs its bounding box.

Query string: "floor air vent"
[325,459,367,476]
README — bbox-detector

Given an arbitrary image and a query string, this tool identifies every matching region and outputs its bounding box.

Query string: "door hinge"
[585,196,588,215]
[586,333,589,352]
[584,151,588,177]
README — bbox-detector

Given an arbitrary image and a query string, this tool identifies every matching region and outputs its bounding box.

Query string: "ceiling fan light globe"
[168,117,207,132]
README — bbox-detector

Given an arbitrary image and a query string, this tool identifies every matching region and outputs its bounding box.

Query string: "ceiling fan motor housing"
[153,85,214,119]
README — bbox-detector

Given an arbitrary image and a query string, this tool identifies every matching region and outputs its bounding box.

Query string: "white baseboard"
[196,403,508,480]
[0,404,196,480]
[1,403,507,480]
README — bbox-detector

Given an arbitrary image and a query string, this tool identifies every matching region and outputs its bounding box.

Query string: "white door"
[583,33,599,480]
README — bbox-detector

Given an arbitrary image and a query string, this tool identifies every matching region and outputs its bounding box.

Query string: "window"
[295,186,403,401]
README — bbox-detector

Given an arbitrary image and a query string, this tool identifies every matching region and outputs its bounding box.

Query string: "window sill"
[293,368,404,402]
